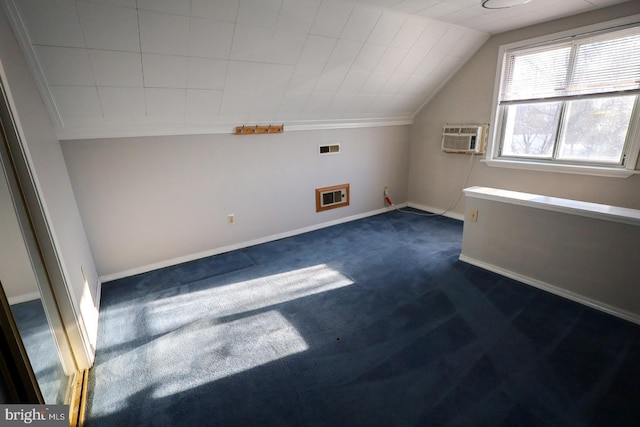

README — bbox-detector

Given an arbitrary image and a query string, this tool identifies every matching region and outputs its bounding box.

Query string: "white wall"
[0,7,100,363]
[61,126,410,279]
[409,2,640,217]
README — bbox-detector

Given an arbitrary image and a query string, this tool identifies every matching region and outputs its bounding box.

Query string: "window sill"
[482,158,639,178]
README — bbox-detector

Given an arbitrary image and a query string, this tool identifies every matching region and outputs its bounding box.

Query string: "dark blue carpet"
[85,210,640,426]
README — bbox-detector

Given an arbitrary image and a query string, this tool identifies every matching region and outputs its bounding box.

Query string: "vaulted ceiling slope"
[2,0,628,140]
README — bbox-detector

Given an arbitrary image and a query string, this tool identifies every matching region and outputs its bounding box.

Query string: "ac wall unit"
[441,124,487,154]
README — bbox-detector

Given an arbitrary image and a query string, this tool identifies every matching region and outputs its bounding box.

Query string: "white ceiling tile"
[447,31,489,58]
[352,43,387,72]
[391,15,428,48]
[79,0,137,7]
[440,8,483,26]
[276,0,322,34]
[398,73,427,95]
[340,6,382,42]
[298,35,337,68]
[287,66,324,92]
[224,61,263,91]
[185,89,223,121]
[367,11,406,46]
[219,91,253,115]
[394,46,429,74]
[368,95,394,114]
[50,86,102,120]
[145,88,186,118]
[77,2,140,51]
[417,2,460,19]
[189,18,234,59]
[388,94,419,115]
[339,69,370,93]
[278,92,310,114]
[268,29,307,65]
[89,50,143,87]
[448,0,479,7]
[15,0,85,47]
[142,54,188,88]
[230,24,274,62]
[310,2,354,38]
[190,0,239,22]
[327,93,354,115]
[237,0,282,27]
[314,68,349,93]
[304,93,333,114]
[259,64,295,92]
[390,0,439,14]
[187,58,228,90]
[325,40,363,70]
[373,46,407,74]
[139,11,190,55]
[378,72,410,95]
[137,0,190,15]
[98,87,146,119]
[347,94,376,114]
[414,20,449,51]
[252,88,285,114]
[360,72,389,94]
[35,46,94,86]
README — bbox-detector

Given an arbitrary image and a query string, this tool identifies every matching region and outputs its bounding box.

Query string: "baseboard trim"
[459,254,640,326]
[8,292,40,305]
[406,202,464,221]
[100,204,406,283]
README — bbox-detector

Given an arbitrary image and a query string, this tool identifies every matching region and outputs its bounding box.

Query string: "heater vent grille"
[316,184,350,212]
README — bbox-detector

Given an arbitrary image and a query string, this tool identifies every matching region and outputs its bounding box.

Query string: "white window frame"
[484,16,640,178]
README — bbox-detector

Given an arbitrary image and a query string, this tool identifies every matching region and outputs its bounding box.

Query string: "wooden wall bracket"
[235,124,284,135]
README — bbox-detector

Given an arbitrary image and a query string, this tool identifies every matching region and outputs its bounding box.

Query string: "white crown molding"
[55,117,414,140]
[1,0,64,129]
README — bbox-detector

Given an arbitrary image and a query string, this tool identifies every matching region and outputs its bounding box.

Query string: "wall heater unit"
[316,184,350,212]
[441,124,487,154]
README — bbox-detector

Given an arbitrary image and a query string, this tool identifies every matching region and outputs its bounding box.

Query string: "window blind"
[500,25,640,104]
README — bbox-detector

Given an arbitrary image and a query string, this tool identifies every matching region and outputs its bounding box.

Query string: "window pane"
[501,102,561,158]
[501,46,571,102]
[570,31,640,96]
[558,96,635,164]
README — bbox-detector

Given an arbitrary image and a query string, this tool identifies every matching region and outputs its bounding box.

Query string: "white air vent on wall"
[319,144,340,155]
[442,124,487,154]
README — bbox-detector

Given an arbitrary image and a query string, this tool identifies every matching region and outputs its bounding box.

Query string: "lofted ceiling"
[1,0,629,139]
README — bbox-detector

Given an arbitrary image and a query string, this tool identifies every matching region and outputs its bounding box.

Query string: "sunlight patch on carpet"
[151,310,309,399]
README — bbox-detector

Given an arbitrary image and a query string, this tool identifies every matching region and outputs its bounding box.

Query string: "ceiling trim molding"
[1,0,64,129]
[55,117,415,140]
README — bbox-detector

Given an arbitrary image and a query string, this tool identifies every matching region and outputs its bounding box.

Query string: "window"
[487,20,640,177]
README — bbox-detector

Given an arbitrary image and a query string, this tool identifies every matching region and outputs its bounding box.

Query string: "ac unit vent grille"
[442,124,487,154]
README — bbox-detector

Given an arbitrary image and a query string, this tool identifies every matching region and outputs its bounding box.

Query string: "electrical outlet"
[469,209,478,222]
[384,186,388,196]
[227,214,235,224]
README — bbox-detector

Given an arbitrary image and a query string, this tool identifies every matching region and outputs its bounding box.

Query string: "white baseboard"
[406,202,464,221]
[459,254,640,326]
[100,204,407,283]
[8,291,41,305]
